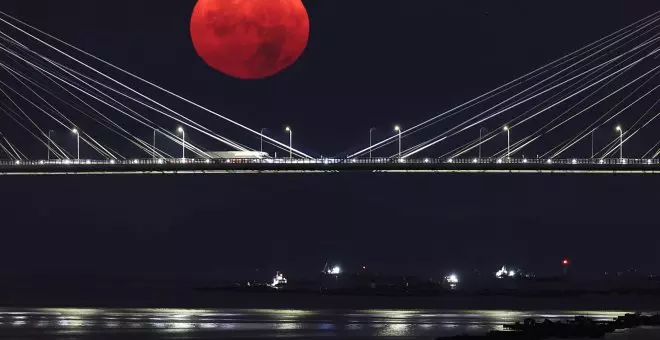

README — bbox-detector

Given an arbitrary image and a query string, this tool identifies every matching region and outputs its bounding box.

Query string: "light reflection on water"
[0,308,638,339]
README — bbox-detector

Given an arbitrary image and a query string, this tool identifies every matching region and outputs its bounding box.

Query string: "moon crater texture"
[190,0,310,79]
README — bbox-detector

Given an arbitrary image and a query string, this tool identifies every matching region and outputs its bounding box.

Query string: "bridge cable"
[494,55,660,159]
[441,40,654,160]
[347,10,660,158]
[0,12,313,159]
[0,34,218,158]
[0,60,121,159]
[545,69,660,159]
[0,44,213,159]
[443,29,660,159]
[401,41,660,159]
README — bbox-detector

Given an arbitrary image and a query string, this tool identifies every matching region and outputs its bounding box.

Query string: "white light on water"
[329,266,341,275]
[445,274,459,284]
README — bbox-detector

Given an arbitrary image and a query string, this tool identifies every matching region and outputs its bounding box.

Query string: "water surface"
[0,308,632,339]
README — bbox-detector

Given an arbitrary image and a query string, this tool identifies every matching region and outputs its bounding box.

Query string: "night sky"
[1,0,660,282]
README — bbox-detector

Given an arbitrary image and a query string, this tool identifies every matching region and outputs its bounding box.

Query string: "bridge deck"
[0,158,659,175]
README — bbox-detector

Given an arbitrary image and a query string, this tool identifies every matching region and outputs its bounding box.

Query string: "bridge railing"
[0,157,657,166]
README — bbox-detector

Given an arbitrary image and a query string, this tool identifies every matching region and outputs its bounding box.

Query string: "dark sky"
[0,0,659,282]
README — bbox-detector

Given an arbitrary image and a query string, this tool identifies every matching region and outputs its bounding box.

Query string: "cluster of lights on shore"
[266,258,572,291]
[327,265,341,275]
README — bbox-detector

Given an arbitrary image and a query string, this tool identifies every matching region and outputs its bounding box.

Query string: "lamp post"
[479,127,487,159]
[47,129,54,160]
[615,125,623,160]
[71,128,79,161]
[285,126,292,159]
[152,128,157,160]
[591,129,595,158]
[503,126,510,160]
[394,125,401,159]
[260,128,267,153]
[369,127,376,159]
[177,126,185,159]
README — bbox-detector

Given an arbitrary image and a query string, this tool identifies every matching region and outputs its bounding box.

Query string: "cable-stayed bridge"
[0,10,659,175]
[1,158,659,176]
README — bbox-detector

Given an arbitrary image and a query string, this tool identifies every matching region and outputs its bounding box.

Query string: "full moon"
[190,0,310,80]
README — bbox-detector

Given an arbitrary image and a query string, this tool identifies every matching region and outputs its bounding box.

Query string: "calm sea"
[0,308,637,339]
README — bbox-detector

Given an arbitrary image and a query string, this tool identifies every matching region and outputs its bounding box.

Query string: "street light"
[503,126,510,160]
[369,127,376,159]
[177,126,185,159]
[152,128,157,160]
[479,127,487,159]
[260,128,267,153]
[285,126,292,159]
[47,129,54,160]
[394,125,401,159]
[615,125,623,160]
[71,128,79,161]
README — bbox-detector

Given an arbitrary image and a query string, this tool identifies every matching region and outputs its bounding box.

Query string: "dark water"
[0,308,635,339]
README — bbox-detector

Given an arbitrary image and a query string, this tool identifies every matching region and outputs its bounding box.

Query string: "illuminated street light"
[503,126,510,160]
[177,127,185,159]
[369,127,376,159]
[152,128,157,160]
[479,127,487,159]
[285,126,292,159]
[615,125,623,160]
[71,128,80,161]
[394,125,402,159]
[260,128,267,153]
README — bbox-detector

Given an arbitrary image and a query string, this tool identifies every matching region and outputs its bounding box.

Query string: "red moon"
[190,0,310,80]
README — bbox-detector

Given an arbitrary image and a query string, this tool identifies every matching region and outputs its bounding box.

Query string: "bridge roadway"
[0,158,659,175]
